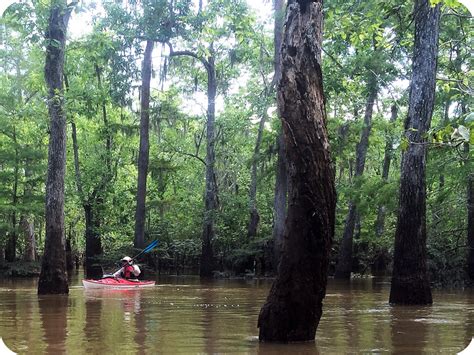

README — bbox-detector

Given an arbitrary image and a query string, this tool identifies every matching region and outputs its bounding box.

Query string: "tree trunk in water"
[389,0,440,305]
[272,0,287,270]
[134,40,154,249]
[258,0,336,342]
[334,78,377,279]
[375,105,398,238]
[84,203,103,278]
[335,203,358,278]
[38,0,74,295]
[200,54,217,278]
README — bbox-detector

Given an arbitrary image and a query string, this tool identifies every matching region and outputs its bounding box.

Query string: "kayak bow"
[82,278,155,289]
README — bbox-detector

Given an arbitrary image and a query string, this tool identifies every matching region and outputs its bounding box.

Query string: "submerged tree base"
[258,255,326,342]
[37,270,69,295]
[389,275,432,305]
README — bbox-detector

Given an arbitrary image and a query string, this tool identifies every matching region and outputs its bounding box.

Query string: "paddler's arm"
[112,267,123,278]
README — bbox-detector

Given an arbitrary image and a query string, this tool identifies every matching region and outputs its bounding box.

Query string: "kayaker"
[113,256,141,279]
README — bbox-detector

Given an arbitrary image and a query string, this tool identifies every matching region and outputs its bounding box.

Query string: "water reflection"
[83,289,146,353]
[133,293,147,355]
[84,291,102,353]
[38,295,68,354]
[1,277,474,353]
[258,341,319,354]
[390,305,430,353]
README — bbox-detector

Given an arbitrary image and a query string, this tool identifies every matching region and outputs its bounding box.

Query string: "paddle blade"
[143,240,158,253]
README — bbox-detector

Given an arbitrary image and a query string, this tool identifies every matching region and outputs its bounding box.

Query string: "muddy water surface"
[1,273,473,354]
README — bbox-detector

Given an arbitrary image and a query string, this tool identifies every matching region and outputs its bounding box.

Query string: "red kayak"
[82,277,155,289]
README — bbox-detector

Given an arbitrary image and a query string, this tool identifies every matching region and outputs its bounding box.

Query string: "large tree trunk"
[272,0,287,270]
[272,132,287,269]
[258,0,336,342]
[375,104,398,238]
[134,40,154,249]
[389,0,440,305]
[38,0,74,295]
[334,78,377,279]
[200,53,217,278]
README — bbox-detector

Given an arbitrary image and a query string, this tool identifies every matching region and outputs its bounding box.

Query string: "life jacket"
[122,264,135,279]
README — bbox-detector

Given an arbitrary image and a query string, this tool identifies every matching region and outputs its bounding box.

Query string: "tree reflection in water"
[38,295,68,354]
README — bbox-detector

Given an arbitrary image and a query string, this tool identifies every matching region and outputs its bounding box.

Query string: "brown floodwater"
[1,272,473,354]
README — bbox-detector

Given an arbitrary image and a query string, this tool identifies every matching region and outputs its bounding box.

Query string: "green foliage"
[0,0,471,285]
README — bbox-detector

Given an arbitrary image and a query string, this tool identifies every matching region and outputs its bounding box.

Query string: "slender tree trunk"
[200,53,217,278]
[375,104,398,238]
[258,0,336,342]
[84,203,102,278]
[95,64,112,174]
[247,112,267,238]
[466,144,474,280]
[38,0,75,295]
[66,227,74,271]
[21,159,36,262]
[334,78,377,279]
[134,40,154,249]
[6,129,19,262]
[272,0,287,270]
[389,0,440,305]
[71,122,102,278]
[21,217,36,262]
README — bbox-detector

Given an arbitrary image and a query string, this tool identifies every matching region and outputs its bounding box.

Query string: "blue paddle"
[132,240,159,261]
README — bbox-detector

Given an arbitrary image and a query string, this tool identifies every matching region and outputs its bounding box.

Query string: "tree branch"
[167,42,210,70]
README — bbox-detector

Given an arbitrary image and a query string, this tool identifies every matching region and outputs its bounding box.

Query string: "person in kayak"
[113,256,141,279]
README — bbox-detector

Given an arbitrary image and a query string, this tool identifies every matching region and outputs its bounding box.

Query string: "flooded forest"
[0,0,473,353]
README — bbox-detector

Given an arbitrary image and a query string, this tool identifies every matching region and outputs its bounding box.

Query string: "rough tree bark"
[272,0,288,270]
[334,76,378,279]
[375,104,398,238]
[389,0,440,305]
[38,0,76,295]
[134,39,154,249]
[258,0,336,342]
